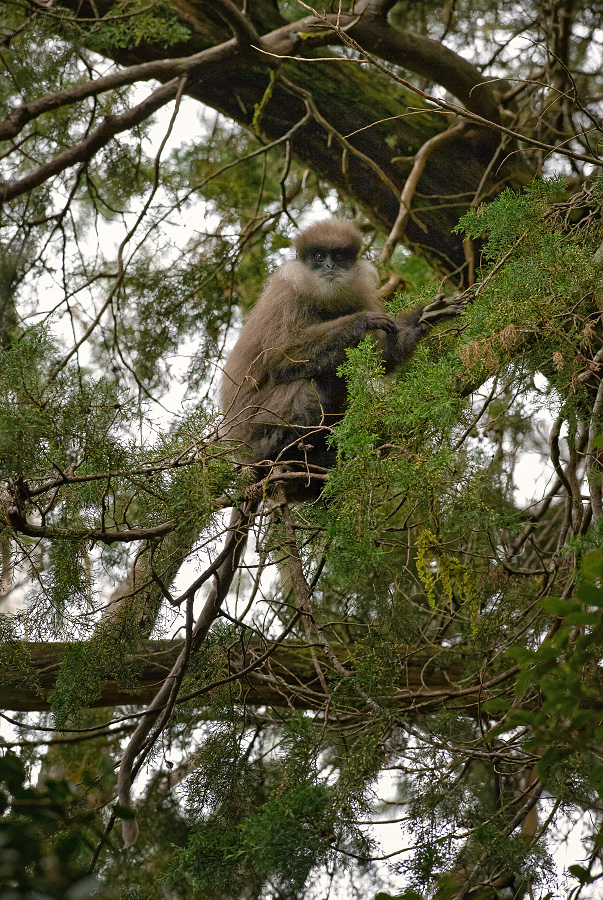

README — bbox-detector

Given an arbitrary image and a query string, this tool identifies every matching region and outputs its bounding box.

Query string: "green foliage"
[456,177,603,394]
[505,549,603,764]
[49,625,143,729]
[320,337,393,581]
[320,301,498,617]
[151,419,241,540]
[115,244,235,392]
[456,177,567,261]
[43,539,93,632]
[172,781,335,897]
[70,1,191,52]
[0,751,101,899]
[0,615,40,699]
[461,822,555,893]
[183,724,263,827]
[321,177,603,637]
[0,328,128,481]
[163,712,380,898]
[480,548,603,892]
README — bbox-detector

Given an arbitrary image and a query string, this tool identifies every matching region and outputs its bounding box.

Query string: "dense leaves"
[2,1,603,899]
[0,751,101,899]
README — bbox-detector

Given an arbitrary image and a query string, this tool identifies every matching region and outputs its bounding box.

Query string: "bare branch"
[0,79,179,204]
[116,500,254,846]
[381,121,466,262]
[4,506,173,544]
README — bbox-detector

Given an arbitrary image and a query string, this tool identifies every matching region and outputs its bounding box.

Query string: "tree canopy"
[1,1,603,898]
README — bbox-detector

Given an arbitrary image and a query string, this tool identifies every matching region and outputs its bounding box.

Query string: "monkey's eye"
[333,247,357,266]
[313,250,327,262]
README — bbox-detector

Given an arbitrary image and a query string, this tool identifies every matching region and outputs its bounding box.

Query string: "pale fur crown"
[293,218,365,258]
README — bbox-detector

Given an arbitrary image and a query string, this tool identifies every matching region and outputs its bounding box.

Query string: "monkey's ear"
[294,219,364,258]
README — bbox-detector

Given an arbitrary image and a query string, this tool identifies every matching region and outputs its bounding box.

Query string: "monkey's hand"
[361,313,398,335]
[419,294,465,326]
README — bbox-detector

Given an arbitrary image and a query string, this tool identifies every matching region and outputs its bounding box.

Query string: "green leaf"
[582,550,603,578]
[568,864,597,884]
[565,610,600,626]
[576,583,603,607]
[112,804,137,820]
[541,596,580,616]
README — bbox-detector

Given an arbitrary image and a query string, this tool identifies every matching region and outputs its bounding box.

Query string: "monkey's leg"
[246,380,334,468]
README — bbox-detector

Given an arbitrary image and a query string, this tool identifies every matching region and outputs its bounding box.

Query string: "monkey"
[117,224,461,848]
[220,218,463,486]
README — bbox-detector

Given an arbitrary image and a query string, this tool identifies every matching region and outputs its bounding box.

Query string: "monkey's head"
[294,219,364,282]
[286,219,377,305]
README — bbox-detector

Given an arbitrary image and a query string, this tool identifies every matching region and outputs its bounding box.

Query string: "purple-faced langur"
[221,219,462,480]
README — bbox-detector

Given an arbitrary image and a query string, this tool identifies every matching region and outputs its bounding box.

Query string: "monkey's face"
[301,245,358,285]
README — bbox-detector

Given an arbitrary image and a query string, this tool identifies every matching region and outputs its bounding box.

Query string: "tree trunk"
[49,0,534,281]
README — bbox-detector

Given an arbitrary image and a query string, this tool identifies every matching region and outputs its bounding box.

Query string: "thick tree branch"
[4,638,598,717]
[211,0,261,50]
[2,2,498,144]
[0,640,470,712]
[13,0,534,279]
[307,6,602,168]
[3,507,173,544]
[0,79,181,203]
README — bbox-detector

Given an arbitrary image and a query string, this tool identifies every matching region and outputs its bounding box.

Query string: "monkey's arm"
[272,310,397,381]
[419,294,466,325]
[382,295,465,370]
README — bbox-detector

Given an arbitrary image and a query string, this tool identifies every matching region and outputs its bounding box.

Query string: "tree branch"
[381,120,467,262]
[0,79,181,204]
[3,507,173,544]
[3,638,591,716]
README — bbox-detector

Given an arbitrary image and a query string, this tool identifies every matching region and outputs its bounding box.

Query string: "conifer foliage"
[1,2,603,898]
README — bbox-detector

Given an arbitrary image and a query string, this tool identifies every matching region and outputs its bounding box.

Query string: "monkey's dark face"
[301,244,358,283]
